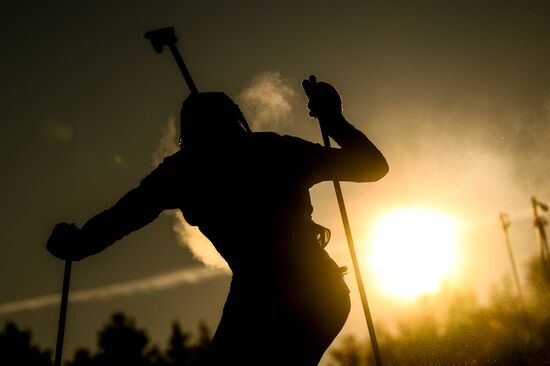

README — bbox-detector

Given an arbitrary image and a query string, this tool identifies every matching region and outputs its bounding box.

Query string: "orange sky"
[1,1,550,365]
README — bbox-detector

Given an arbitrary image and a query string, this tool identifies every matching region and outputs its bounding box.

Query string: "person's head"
[179,92,250,149]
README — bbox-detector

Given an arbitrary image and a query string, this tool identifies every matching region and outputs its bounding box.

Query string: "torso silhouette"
[165,132,323,273]
[47,83,388,365]
[173,132,350,365]
[77,124,385,365]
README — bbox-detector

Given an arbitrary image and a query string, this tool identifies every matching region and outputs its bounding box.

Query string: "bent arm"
[318,113,388,183]
[299,77,388,185]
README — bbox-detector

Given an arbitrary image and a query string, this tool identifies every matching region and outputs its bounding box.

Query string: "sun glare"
[367,207,460,301]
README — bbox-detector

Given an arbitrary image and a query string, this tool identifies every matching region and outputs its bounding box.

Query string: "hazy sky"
[1,1,550,364]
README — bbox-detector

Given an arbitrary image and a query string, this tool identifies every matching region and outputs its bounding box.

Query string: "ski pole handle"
[144,27,199,94]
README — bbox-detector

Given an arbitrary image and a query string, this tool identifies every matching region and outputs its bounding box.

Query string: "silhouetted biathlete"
[47,78,388,366]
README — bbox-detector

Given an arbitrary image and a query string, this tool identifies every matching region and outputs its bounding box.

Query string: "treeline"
[1,313,211,366]
[329,257,550,366]
[4,256,550,365]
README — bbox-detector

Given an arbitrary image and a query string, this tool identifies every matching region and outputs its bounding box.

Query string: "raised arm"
[318,113,388,182]
[300,77,388,184]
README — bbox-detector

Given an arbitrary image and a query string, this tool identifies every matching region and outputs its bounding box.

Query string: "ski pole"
[499,213,525,301]
[54,260,72,366]
[499,212,533,337]
[52,29,197,366]
[532,196,550,280]
[144,26,251,133]
[306,75,383,366]
[144,30,381,362]
[145,27,199,95]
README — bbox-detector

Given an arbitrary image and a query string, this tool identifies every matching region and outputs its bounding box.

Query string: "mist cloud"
[0,266,225,315]
[238,70,297,131]
[152,71,300,269]
[152,118,180,165]
[169,210,229,269]
[360,96,550,299]
[153,119,230,270]
[374,101,549,215]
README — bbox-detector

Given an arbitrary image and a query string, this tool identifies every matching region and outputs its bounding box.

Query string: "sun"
[366,207,460,301]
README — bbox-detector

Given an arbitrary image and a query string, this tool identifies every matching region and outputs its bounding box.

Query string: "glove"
[47,222,87,261]
[302,75,343,118]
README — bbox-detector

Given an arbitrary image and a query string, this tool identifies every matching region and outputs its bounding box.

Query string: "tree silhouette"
[164,321,210,366]
[9,255,550,366]
[328,254,550,366]
[64,312,153,366]
[330,335,364,366]
[166,322,193,364]
[66,349,95,366]
[60,312,212,366]
[95,312,152,366]
[4,258,550,366]
[0,321,53,366]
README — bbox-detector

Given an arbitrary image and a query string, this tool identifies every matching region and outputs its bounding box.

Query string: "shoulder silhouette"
[47,78,388,365]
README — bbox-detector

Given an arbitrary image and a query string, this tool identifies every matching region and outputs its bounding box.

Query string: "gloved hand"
[47,222,86,261]
[302,75,343,119]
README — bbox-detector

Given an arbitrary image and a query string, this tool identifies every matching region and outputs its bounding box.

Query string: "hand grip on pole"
[305,75,383,366]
